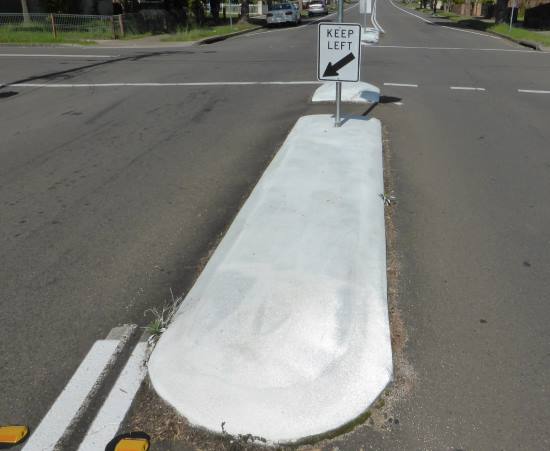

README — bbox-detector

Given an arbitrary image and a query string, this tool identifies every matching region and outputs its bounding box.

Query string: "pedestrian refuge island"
[148,114,392,443]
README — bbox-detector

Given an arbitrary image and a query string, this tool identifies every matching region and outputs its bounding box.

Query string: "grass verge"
[0,30,99,44]
[160,22,255,42]
[405,3,550,47]
[489,23,550,47]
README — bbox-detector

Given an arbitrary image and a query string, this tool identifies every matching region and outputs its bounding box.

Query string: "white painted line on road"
[518,89,550,94]
[367,45,542,53]
[22,325,136,451]
[0,53,117,58]
[387,0,432,23]
[312,81,380,103]
[384,82,418,87]
[440,24,498,38]
[450,86,486,91]
[387,0,500,39]
[78,339,150,451]
[372,0,386,34]
[3,81,323,88]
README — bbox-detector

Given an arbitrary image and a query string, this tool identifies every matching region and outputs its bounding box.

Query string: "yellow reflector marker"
[0,425,29,444]
[114,437,149,451]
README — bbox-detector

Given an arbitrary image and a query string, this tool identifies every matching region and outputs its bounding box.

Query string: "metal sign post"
[509,0,516,31]
[317,21,362,127]
[336,0,344,127]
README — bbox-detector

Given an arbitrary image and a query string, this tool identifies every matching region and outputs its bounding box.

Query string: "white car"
[266,3,301,26]
[308,0,328,16]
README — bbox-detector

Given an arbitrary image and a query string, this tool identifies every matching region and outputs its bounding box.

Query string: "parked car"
[308,0,328,15]
[266,3,301,26]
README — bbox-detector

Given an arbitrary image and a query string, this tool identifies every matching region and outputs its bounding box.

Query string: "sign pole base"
[335,81,342,127]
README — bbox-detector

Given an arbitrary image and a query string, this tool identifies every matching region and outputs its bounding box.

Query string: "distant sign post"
[360,0,372,28]
[317,22,361,126]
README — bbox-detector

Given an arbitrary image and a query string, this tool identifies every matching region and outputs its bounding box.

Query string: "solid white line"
[518,89,550,94]
[22,340,122,451]
[387,0,432,23]
[386,0,500,39]
[368,45,541,53]
[440,24,498,38]
[77,341,150,451]
[3,81,322,88]
[384,82,418,87]
[0,53,116,58]
[372,0,386,33]
[450,86,486,91]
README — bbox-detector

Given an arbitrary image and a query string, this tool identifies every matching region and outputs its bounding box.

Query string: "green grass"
[160,22,255,42]
[489,23,550,46]
[0,29,99,44]
[403,2,550,47]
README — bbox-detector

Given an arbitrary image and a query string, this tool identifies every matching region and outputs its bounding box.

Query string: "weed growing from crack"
[144,288,182,345]
[221,421,267,446]
[380,192,396,206]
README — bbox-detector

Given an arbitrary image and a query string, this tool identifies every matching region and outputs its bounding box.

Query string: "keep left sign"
[317,22,361,82]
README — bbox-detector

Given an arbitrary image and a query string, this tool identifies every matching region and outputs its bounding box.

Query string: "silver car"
[308,0,328,15]
[266,3,301,26]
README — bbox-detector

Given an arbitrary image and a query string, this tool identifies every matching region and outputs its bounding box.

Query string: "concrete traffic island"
[148,114,392,443]
[312,81,380,104]
[361,27,380,44]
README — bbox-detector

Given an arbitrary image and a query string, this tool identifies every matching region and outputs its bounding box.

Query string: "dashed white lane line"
[22,325,136,451]
[0,53,117,58]
[2,81,322,88]
[518,89,550,94]
[450,86,486,91]
[77,340,150,451]
[384,82,418,87]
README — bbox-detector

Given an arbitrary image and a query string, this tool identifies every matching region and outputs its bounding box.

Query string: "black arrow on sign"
[323,52,356,77]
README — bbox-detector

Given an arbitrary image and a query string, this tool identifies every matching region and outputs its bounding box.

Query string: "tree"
[239,0,249,22]
[494,0,509,23]
[191,0,205,25]
[20,0,31,23]
[210,0,220,22]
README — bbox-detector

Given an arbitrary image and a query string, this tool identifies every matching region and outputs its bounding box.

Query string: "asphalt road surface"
[1,0,549,449]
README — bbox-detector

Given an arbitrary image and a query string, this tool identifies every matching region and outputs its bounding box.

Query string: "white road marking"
[77,340,150,451]
[372,0,386,34]
[0,53,117,58]
[2,81,322,88]
[384,82,418,87]
[367,45,542,53]
[387,0,432,23]
[22,325,136,451]
[440,24,497,38]
[518,89,550,94]
[450,86,486,91]
[387,0,500,39]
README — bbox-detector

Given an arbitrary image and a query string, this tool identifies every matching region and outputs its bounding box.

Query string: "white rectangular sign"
[360,0,372,14]
[317,23,361,82]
